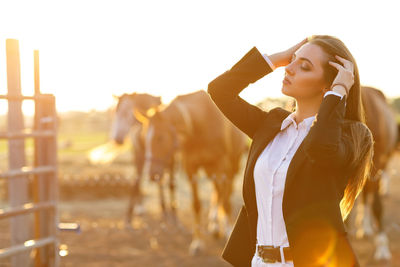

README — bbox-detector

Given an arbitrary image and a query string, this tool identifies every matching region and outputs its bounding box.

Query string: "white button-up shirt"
[251,112,315,267]
[250,53,346,266]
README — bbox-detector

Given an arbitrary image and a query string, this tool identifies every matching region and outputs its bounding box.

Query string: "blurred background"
[1,0,400,266]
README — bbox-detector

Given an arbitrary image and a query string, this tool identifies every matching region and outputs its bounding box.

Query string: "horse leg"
[125,177,141,226]
[356,183,374,239]
[208,175,220,238]
[220,173,234,240]
[374,231,392,261]
[208,172,234,241]
[372,182,392,260]
[188,173,204,255]
[372,184,383,233]
[125,155,145,228]
[167,163,178,223]
[379,169,391,196]
[157,176,168,220]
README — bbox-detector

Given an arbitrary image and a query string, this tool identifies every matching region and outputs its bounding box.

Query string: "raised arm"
[207,47,273,138]
[207,39,308,139]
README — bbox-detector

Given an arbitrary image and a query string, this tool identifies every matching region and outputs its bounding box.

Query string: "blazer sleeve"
[303,94,373,171]
[207,46,274,139]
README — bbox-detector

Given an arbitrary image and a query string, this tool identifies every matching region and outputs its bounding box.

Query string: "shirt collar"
[280,112,316,131]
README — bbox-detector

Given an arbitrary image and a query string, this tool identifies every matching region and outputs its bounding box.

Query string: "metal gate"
[0,39,59,267]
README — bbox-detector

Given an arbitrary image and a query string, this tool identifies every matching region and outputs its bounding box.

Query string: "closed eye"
[301,64,310,71]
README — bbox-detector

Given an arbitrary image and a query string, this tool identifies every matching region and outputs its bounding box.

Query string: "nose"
[114,137,124,145]
[284,62,295,76]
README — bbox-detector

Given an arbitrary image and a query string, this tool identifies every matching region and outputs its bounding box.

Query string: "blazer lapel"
[284,138,307,190]
[243,108,309,212]
[248,119,282,168]
[243,109,288,213]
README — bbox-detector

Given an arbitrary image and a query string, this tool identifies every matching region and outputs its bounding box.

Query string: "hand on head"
[268,38,308,68]
[329,55,355,95]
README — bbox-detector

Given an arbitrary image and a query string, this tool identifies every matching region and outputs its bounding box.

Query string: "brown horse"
[346,86,398,261]
[111,93,161,227]
[137,90,247,255]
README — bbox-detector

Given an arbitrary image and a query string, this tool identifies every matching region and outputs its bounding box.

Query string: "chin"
[281,85,294,97]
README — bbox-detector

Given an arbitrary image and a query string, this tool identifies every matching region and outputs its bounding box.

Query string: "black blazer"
[207,47,371,267]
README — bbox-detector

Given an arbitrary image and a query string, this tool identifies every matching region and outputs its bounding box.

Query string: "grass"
[0,130,119,172]
[58,131,110,155]
[0,131,110,155]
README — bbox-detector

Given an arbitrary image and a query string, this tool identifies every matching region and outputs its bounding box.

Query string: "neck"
[293,94,323,124]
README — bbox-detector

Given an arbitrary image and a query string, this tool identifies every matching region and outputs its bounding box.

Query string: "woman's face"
[282,43,329,100]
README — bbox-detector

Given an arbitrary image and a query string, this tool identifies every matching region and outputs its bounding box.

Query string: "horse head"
[111,93,161,145]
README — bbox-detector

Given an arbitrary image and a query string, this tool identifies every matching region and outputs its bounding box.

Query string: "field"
[0,111,400,267]
[58,153,400,267]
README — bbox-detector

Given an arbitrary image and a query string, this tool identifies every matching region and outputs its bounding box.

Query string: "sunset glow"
[1,0,399,115]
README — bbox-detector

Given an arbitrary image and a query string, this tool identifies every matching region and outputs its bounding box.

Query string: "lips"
[283,77,292,85]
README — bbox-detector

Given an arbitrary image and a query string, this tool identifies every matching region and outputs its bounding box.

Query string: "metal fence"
[0,39,59,267]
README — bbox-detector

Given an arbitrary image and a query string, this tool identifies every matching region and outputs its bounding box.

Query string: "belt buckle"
[258,245,277,264]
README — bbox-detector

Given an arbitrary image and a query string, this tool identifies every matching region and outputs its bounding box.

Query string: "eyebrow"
[293,53,314,67]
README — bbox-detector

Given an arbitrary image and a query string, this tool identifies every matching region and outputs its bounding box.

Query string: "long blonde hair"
[308,35,374,221]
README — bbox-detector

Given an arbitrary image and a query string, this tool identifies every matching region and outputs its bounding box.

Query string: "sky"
[0,0,399,115]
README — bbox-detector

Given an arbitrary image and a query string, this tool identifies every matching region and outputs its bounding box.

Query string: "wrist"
[331,84,347,96]
[262,54,276,71]
[268,52,286,68]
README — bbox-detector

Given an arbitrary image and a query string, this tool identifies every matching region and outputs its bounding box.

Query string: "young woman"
[207,35,374,267]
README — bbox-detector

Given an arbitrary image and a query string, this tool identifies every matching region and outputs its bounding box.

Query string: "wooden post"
[34,94,59,267]
[34,50,40,95]
[6,39,31,266]
[34,49,59,267]
[47,95,59,267]
[33,49,42,267]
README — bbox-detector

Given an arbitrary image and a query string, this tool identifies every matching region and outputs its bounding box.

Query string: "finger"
[335,55,350,67]
[289,38,308,53]
[335,55,354,72]
[329,61,344,70]
[295,38,308,47]
[300,37,308,45]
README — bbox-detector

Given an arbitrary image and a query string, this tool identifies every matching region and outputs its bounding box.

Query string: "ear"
[112,94,119,100]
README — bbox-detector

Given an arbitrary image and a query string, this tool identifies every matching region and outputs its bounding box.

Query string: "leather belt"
[257,245,293,263]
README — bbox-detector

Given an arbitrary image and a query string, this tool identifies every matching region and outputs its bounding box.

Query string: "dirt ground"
[1,154,400,266]
[58,153,400,267]
[55,170,235,267]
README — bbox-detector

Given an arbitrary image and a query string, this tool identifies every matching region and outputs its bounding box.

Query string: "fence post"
[34,50,40,95]
[34,94,59,267]
[33,49,43,267]
[6,39,31,267]
[34,49,59,266]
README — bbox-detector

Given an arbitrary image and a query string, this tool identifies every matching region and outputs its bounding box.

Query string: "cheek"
[292,72,326,94]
